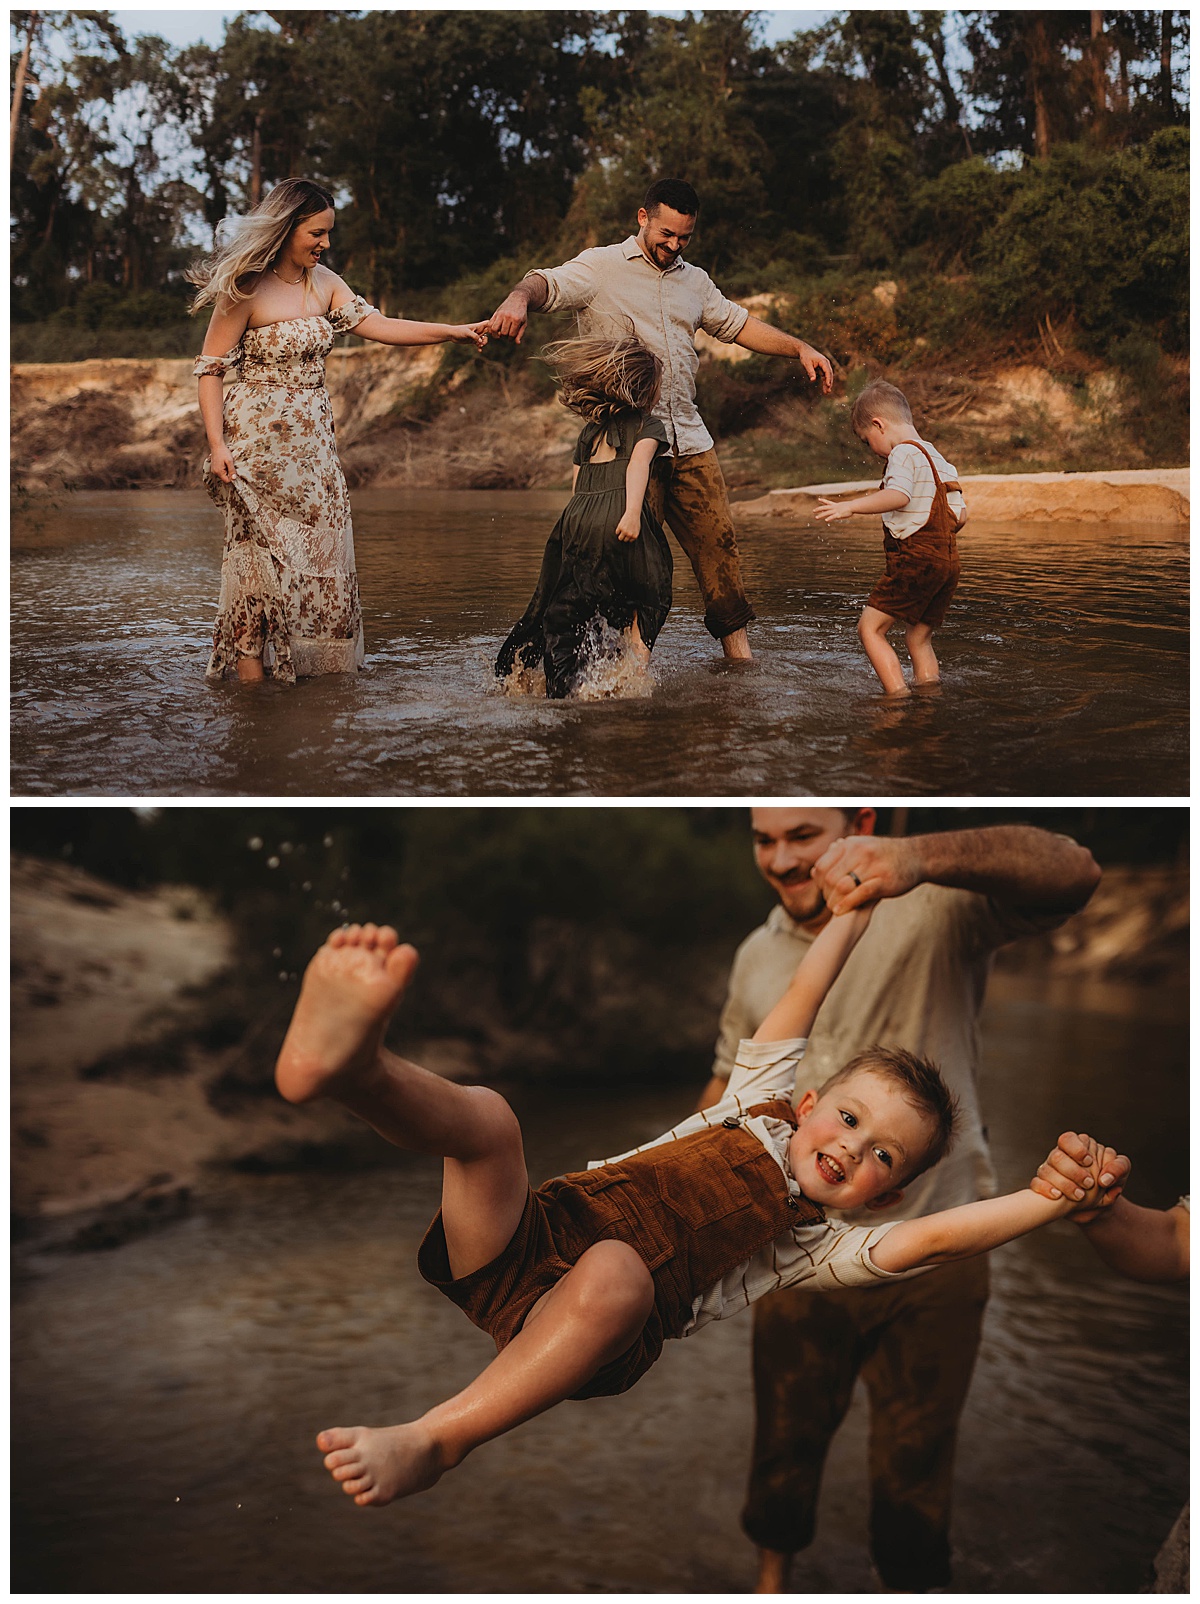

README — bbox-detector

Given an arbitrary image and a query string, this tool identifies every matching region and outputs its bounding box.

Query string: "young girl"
[495,337,673,698]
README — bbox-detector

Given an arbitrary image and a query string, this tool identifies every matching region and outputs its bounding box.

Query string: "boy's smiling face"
[787,1068,935,1209]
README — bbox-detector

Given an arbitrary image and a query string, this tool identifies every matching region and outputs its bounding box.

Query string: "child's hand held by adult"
[812,835,923,915]
[615,511,641,543]
[1030,1130,1129,1219]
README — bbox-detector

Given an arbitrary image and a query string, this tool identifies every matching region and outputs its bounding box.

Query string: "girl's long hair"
[187,178,336,312]
[541,335,662,423]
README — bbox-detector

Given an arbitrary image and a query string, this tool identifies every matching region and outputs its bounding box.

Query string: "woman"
[190,178,486,684]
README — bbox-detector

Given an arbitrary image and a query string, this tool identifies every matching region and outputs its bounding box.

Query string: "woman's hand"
[1030,1130,1129,1221]
[615,510,641,543]
[209,442,236,484]
[449,323,489,350]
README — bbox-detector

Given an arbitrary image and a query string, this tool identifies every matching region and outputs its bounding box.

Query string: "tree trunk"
[251,112,262,207]
[1029,18,1053,157]
[1160,10,1174,114]
[10,10,38,171]
[1089,12,1108,125]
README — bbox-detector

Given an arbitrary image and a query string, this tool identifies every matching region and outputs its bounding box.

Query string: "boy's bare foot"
[317,1421,448,1506]
[721,627,754,662]
[275,924,418,1104]
[755,1546,793,1592]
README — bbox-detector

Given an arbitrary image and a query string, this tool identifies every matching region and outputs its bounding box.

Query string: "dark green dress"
[495,410,673,698]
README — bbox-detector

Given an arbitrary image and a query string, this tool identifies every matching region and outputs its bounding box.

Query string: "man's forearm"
[507,272,549,313]
[871,1187,1073,1274]
[734,315,815,359]
[910,826,1100,914]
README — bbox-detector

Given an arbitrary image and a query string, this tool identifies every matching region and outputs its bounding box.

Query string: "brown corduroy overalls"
[865,441,964,628]
[418,1100,825,1399]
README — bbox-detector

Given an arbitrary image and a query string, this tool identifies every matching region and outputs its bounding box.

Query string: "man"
[697,808,1101,1593]
[486,178,834,662]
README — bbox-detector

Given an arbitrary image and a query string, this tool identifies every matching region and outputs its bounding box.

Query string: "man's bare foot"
[721,627,754,662]
[317,1421,448,1507]
[755,1546,793,1593]
[275,924,418,1104]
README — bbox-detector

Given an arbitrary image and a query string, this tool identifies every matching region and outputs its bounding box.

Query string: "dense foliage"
[11,10,1189,369]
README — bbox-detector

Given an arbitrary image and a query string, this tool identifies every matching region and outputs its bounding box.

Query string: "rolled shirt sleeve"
[534,254,599,315]
[698,277,751,343]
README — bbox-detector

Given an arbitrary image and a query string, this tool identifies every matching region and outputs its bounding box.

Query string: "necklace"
[271,264,305,285]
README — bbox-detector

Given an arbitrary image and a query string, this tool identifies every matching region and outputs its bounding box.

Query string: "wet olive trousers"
[742,1255,989,1590]
[647,449,756,640]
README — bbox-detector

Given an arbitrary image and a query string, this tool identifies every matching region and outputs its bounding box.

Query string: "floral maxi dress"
[194,296,376,683]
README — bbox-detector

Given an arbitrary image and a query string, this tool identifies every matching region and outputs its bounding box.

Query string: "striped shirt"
[534,236,750,457]
[882,438,967,539]
[592,1038,917,1337]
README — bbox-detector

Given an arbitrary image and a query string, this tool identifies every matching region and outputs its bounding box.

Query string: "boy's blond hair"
[851,380,914,434]
[821,1044,958,1181]
[541,336,662,424]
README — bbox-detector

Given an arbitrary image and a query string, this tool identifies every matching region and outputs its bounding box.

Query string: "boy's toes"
[331,1461,363,1481]
[355,1488,386,1506]
[316,1426,358,1452]
[361,923,379,947]
[375,925,399,953]
[385,943,419,987]
[325,1449,359,1471]
[341,1473,373,1496]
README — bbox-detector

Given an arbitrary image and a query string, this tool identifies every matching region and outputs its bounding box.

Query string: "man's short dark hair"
[822,1045,958,1181]
[644,178,699,218]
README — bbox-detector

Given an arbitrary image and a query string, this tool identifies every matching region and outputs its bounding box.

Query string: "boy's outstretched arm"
[869,1135,1128,1274]
[1033,1133,1188,1282]
[752,905,873,1045]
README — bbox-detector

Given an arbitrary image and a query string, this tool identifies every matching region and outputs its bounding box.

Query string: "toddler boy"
[274,916,1121,1510]
[815,380,967,696]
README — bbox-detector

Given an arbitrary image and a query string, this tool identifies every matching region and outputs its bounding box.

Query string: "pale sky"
[109,9,830,51]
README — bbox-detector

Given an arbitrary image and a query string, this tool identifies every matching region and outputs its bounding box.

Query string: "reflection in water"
[11,489,1188,796]
[11,979,1188,1593]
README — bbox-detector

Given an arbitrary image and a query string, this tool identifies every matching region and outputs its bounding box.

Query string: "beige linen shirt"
[712,884,1066,1225]
[534,236,750,456]
[593,1038,915,1338]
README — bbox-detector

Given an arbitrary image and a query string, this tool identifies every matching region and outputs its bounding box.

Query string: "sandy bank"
[737,468,1190,526]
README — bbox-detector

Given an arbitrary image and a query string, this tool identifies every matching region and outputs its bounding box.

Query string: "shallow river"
[10,489,1188,796]
[12,975,1188,1593]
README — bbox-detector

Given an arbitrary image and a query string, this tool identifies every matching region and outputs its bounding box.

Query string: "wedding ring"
[848,871,862,888]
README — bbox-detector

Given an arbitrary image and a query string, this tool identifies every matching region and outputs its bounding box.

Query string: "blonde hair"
[187,178,336,312]
[851,380,914,432]
[541,336,662,423]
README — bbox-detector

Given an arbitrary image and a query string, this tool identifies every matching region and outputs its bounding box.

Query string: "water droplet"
[248,837,263,851]
[278,971,288,981]
[280,842,293,855]
[267,856,280,869]
[272,947,283,958]
[330,900,342,912]
[323,835,334,848]
[302,882,312,892]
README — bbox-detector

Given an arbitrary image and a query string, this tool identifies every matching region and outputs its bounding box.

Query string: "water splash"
[495,618,654,703]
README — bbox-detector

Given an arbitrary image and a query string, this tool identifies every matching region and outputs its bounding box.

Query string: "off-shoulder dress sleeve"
[193,347,242,379]
[326,295,379,335]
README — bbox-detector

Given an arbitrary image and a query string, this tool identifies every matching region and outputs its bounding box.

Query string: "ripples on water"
[10,489,1188,796]
[11,979,1188,1593]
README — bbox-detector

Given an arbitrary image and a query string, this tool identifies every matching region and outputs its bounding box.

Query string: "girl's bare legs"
[276,924,655,1505]
[905,621,940,685]
[236,655,265,683]
[857,606,909,697]
[628,612,651,669]
[318,1238,654,1505]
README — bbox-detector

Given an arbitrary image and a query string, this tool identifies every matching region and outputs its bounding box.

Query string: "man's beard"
[775,875,827,923]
